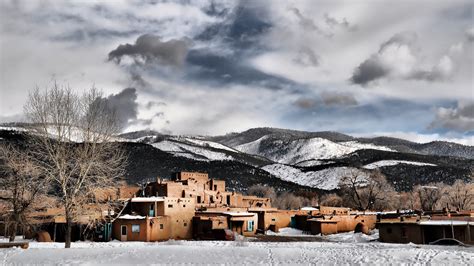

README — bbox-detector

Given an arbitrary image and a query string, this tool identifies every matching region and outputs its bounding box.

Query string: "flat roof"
[419,220,473,226]
[197,211,255,217]
[301,207,319,211]
[222,212,255,217]
[118,214,146,220]
[307,219,338,223]
[131,197,165,202]
[378,220,474,226]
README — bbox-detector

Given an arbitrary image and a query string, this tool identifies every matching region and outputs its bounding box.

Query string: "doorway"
[120,225,127,241]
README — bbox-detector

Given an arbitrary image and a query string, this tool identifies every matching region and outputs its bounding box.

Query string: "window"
[226,195,231,205]
[184,223,187,227]
[132,224,140,233]
[149,204,155,216]
[197,196,202,203]
[160,224,164,230]
[168,204,173,208]
[214,185,217,191]
[271,218,276,222]
[247,220,254,232]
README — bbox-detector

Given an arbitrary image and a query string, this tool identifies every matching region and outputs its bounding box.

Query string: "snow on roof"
[222,212,255,217]
[131,197,165,202]
[301,207,318,211]
[118,214,146,220]
[419,220,473,226]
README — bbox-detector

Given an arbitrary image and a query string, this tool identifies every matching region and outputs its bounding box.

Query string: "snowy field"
[1,236,473,265]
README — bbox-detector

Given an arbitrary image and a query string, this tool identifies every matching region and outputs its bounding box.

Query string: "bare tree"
[320,193,343,207]
[247,184,277,201]
[441,180,474,211]
[339,170,394,211]
[397,191,421,210]
[415,183,444,211]
[0,144,48,242]
[24,84,127,248]
[273,192,303,210]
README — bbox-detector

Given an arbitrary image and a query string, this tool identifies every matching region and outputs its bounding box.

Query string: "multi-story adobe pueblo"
[112,171,378,242]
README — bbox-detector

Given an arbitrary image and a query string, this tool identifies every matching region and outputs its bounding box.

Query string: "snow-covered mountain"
[1,125,473,192]
[234,135,394,164]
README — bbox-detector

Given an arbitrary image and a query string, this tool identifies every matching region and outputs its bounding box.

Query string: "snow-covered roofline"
[131,197,165,202]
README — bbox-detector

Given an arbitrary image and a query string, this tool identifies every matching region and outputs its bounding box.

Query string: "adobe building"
[193,211,258,237]
[378,220,474,245]
[144,172,271,209]
[378,211,474,245]
[292,206,377,235]
[112,196,195,241]
[113,172,274,240]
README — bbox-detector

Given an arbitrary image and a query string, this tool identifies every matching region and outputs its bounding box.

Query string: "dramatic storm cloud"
[108,34,189,66]
[0,0,472,144]
[351,32,455,85]
[429,102,474,133]
[96,88,139,130]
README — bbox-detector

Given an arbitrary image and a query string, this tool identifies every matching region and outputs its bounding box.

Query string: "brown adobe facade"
[111,171,383,242]
[112,196,195,241]
[113,172,271,241]
[377,211,474,245]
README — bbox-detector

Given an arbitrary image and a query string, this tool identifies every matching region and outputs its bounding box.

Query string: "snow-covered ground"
[235,136,394,164]
[262,164,368,190]
[363,160,437,169]
[1,238,472,265]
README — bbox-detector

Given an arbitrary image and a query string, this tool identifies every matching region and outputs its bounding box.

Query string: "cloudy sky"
[0,0,473,144]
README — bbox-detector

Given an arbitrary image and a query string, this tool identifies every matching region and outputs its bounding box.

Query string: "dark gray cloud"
[290,7,332,38]
[380,31,417,50]
[321,92,358,106]
[196,2,271,49]
[350,56,388,85]
[324,13,356,31]
[294,98,317,109]
[108,34,189,66]
[429,102,474,132]
[466,27,474,41]
[146,101,166,109]
[97,88,138,129]
[294,92,358,110]
[351,31,453,85]
[290,7,318,31]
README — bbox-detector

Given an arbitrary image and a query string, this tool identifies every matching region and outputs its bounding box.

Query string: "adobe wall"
[163,197,195,239]
[309,221,338,235]
[177,172,209,183]
[229,215,258,237]
[113,219,149,241]
[319,206,350,215]
[148,216,171,241]
[378,223,423,244]
[210,179,226,192]
[333,215,377,232]
[260,210,301,231]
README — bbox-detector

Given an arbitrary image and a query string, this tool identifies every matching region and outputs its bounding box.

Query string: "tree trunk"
[65,214,72,248]
[8,221,17,242]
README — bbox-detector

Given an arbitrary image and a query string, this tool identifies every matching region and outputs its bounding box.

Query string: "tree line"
[248,170,473,212]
